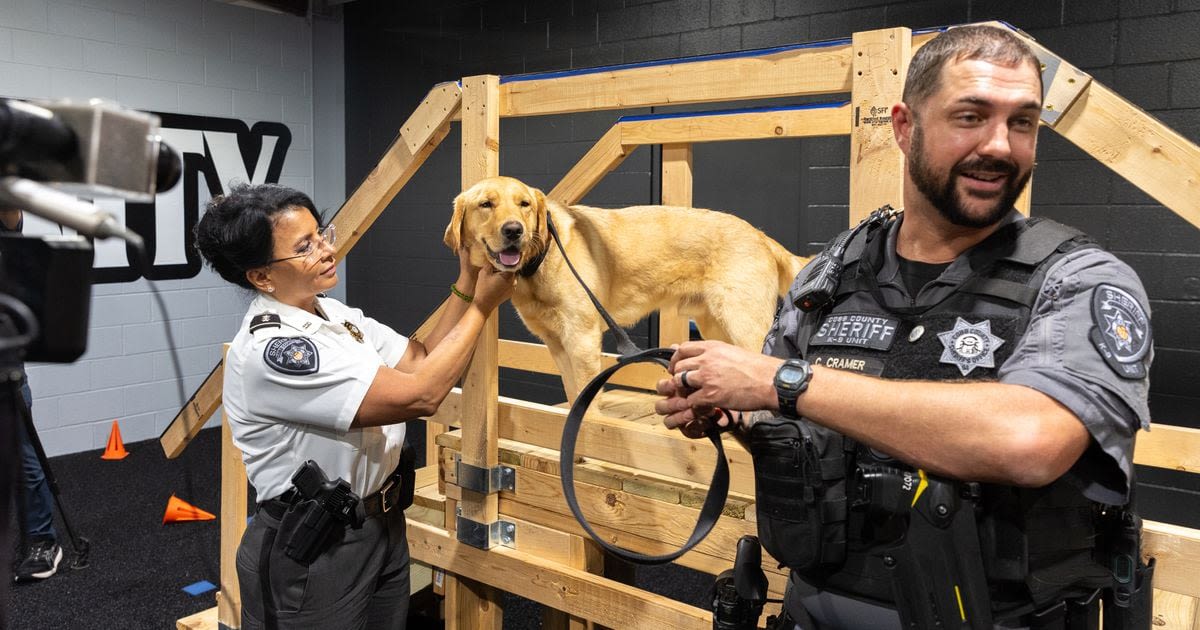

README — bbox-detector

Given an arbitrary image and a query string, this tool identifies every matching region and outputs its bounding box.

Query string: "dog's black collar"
[518,240,550,277]
[518,212,559,278]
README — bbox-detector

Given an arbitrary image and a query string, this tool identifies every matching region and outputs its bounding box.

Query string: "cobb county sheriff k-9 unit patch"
[1090,284,1151,379]
[937,318,1005,376]
[264,337,319,375]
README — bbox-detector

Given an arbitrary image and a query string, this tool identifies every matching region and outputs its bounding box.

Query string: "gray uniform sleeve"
[998,247,1153,504]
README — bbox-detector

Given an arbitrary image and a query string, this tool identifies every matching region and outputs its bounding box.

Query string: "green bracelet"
[450,283,474,303]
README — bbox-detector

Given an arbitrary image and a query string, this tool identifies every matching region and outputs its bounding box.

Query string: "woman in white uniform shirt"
[194,184,513,630]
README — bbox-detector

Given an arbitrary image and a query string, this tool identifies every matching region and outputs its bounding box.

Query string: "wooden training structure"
[172,22,1200,630]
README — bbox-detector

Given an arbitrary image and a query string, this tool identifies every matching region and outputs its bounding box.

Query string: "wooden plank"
[453,73,503,630]
[1150,590,1200,630]
[333,84,460,257]
[159,360,222,458]
[497,339,666,390]
[499,498,790,597]
[406,520,712,630]
[176,606,217,630]
[548,124,629,205]
[1134,423,1200,473]
[1053,79,1200,231]
[400,81,462,154]
[1144,519,1200,598]
[217,352,248,628]
[160,84,460,459]
[410,297,453,467]
[618,104,852,145]
[848,27,910,225]
[429,391,757,496]
[501,40,862,118]
[658,144,694,349]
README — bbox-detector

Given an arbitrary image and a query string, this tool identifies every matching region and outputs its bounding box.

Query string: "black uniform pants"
[236,502,410,629]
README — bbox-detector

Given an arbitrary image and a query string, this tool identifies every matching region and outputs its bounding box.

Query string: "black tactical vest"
[750,217,1114,619]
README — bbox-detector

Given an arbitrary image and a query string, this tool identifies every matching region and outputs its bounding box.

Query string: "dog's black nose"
[501,221,524,240]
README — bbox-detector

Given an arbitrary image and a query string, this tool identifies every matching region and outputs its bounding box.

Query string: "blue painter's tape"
[183,580,217,596]
[496,25,948,86]
[616,101,849,123]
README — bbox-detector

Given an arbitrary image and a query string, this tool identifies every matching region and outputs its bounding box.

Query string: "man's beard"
[909,126,1032,228]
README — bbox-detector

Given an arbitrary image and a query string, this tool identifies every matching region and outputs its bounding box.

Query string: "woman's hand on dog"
[655,341,783,436]
[472,264,516,312]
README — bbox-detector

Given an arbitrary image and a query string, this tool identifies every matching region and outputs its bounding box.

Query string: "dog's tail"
[764,236,809,296]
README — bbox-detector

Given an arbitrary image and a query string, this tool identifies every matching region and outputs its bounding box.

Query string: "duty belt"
[260,475,402,521]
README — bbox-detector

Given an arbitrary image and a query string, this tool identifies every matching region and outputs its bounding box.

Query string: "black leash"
[543,211,730,564]
[544,215,641,357]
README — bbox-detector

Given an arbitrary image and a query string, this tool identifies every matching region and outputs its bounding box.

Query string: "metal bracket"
[453,453,516,494]
[455,507,516,550]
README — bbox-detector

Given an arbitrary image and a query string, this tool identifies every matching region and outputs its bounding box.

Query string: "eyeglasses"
[267,224,337,266]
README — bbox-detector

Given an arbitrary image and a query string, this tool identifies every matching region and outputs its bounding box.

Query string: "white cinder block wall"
[0,0,346,455]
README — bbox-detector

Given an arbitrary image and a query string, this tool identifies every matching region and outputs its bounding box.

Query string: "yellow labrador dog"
[446,176,807,401]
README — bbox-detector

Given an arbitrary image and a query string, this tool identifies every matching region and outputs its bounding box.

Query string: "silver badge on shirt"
[937,318,1005,376]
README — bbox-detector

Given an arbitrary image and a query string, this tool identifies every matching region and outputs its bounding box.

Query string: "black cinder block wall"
[344,0,1200,525]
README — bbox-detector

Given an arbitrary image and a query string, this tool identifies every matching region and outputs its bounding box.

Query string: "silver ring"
[679,369,692,390]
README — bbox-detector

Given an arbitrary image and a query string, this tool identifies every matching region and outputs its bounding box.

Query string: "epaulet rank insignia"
[249,312,281,333]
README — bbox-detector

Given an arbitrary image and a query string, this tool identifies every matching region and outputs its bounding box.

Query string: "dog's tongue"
[499,250,521,267]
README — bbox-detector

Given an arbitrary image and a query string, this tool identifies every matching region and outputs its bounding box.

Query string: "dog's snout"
[501,221,524,240]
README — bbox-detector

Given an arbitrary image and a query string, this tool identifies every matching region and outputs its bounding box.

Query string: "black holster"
[1103,557,1154,630]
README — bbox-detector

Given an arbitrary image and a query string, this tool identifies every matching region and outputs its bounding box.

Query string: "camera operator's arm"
[0,209,22,232]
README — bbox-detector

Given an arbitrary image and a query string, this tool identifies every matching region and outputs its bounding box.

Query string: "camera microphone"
[0,98,181,202]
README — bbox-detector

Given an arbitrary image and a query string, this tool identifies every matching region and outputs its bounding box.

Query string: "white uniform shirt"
[223,293,409,500]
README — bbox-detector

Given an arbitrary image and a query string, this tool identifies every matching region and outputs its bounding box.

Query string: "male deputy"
[656,25,1152,628]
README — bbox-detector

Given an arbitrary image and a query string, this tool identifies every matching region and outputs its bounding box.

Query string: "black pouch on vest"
[747,417,848,571]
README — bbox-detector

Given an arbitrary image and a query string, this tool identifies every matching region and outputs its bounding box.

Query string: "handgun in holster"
[1102,508,1154,630]
[282,459,363,564]
[855,465,994,630]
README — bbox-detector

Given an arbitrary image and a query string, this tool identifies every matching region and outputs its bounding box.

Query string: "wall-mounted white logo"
[24,113,291,283]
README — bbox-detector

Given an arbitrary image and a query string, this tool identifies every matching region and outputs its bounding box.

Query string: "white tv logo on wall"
[24,113,291,283]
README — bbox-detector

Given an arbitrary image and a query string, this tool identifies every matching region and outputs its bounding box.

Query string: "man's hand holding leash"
[655,340,784,438]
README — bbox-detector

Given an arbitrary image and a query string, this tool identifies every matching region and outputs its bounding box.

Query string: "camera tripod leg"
[9,375,90,570]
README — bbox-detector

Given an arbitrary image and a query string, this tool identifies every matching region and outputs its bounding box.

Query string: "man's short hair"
[902,25,1043,110]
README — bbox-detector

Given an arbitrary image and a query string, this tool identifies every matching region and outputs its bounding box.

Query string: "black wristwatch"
[774,359,812,419]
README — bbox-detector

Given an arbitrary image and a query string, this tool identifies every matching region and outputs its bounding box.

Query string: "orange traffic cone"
[100,420,128,460]
[163,494,216,524]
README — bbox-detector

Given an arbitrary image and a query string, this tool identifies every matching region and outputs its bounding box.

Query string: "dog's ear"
[445,191,468,251]
[532,187,549,244]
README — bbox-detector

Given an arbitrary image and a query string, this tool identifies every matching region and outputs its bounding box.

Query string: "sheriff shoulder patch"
[249,312,281,333]
[1089,284,1151,380]
[264,337,319,376]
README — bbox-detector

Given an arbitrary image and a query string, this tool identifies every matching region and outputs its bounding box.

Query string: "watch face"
[777,364,807,390]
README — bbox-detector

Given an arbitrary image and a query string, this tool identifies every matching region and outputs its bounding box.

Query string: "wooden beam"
[618,103,851,145]
[333,83,461,257]
[548,124,629,205]
[217,346,248,628]
[1052,79,1200,231]
[453,73,503,630]
[1134,424,1200,473]
[406,520,712,629]
[848,27,910,225]
[427,391,758,496]
[159,360,223,458]
[497,339,665,390]
[658,143,694,348]
[1144,519,1200,598]
[159,83,461,459]
[1149,590,1199,630]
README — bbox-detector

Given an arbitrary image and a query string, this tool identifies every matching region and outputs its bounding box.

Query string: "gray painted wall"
[343,0,1200,525]
[2,0,344,455]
